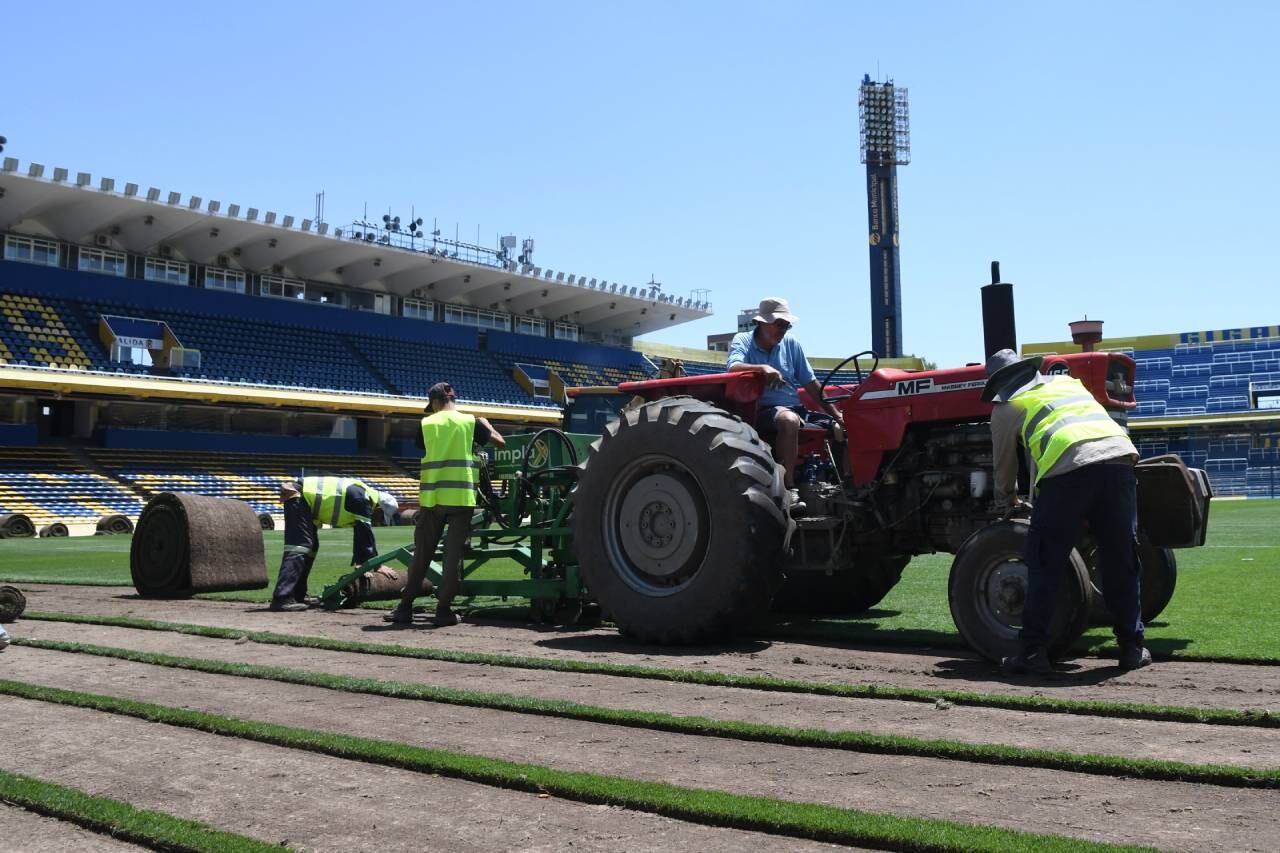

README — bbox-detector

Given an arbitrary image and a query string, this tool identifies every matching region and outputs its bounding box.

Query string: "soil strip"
[4,645,1275,851]
[14,619,1280,771]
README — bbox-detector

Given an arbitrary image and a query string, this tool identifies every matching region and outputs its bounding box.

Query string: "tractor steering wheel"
[820,350,879,403]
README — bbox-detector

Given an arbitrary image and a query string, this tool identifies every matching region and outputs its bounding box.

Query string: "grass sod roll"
[0,768,283,853]
[130,493,268,597]
[0,512,36,539]
[0,585,26,622]
[96,514,135,536]
[0,679,1154,853]
[336,567,433,605]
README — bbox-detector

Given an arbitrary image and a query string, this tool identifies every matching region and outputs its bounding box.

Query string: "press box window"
[403,298,434,320]
[260,274,305,300]
[515,316,546,336]
[3,234,59,267]
[204,267,246,294]
[553,321,580,342]
[78,247,126,277]
[144,257,190,286]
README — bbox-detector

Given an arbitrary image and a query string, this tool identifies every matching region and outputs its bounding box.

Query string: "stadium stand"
[0,447,144,526]
[88,449,417,516]
[1032,325,1280,498]
[0,261,556,406]
[486,330,654,389]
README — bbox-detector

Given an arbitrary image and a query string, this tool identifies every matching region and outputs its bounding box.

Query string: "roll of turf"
[0,586,26,622]
[395,507,419,526]
[0,514,35,539]
[38,522,70,538]
[96,514,135,536]
[130,493,268,597]
[257,513,276,531]
[339,569,433,606]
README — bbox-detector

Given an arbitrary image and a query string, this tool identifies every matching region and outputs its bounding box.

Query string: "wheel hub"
[984,560,1029,625]
[615,471,702,581]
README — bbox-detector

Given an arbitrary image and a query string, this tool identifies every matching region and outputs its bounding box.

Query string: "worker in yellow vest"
[269,475,400,612]
[984,349,1149,674]
[389,381,505,626]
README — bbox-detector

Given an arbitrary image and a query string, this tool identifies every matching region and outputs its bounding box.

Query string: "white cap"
[379,491,399,514]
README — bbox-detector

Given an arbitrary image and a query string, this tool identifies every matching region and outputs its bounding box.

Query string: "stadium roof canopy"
[0,157,711,338]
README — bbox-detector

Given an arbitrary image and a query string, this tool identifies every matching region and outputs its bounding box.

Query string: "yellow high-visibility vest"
[420,410,477,508]
[301,476,378,527]
[1009,377,1128,484]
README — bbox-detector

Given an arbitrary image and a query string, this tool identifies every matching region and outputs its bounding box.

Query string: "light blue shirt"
[726,328,816,409]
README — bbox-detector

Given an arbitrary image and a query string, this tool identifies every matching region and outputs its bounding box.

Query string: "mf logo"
[896,377,934,395]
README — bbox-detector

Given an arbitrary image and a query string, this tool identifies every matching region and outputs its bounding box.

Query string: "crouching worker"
[388,382,504,627]
[270,476,400,612]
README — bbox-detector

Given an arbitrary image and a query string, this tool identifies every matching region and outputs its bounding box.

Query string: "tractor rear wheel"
[1083,540,1178,625]
[948,520,1092,663]
[572,396,791,644]
[774,557,910,615]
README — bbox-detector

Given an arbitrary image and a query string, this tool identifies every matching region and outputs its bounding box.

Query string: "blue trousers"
[1022,462,1143,647]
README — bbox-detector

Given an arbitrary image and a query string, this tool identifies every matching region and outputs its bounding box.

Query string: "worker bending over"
[983,349,1150,674]
[270,476,399,612]
[389,382,505,627]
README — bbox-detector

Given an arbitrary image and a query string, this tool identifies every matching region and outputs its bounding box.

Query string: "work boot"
[385,603,415,624]
[1001,645,1052,675]
[1118,640,1153,670]
[433,605,459,627]
[786,488,807,517]
[269,600,308,613]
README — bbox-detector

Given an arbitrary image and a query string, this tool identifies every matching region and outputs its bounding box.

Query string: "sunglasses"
[772,320,792,331]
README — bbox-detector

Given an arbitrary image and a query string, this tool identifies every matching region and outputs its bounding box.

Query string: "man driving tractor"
[727,297,846,512]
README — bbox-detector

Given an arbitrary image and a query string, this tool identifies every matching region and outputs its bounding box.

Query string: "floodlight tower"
[858,75,911,357]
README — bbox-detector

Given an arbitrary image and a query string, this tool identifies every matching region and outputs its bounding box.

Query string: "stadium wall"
[97,428,356,455]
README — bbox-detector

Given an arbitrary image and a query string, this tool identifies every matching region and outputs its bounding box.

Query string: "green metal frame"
[320,430,597,619]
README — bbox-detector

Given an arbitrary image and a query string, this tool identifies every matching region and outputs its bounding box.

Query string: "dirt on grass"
[8,582,1280,851]
[3,643,1277,852]
[14,619,1280,771]
[0,695,857,853]
[17,583,1280,713]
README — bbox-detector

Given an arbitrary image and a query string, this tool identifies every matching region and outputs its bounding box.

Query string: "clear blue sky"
[5,1,1278,367]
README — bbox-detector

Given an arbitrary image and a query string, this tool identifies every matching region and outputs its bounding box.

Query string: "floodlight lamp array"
[858,83,911,166]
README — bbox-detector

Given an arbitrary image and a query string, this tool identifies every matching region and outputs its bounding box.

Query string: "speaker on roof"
[94,234,110,247]
[159,245,173,259]
[272,264,284,275]
[216,254,230,267]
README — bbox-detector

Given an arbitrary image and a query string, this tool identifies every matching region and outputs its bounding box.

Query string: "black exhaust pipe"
[981,261,1016,358]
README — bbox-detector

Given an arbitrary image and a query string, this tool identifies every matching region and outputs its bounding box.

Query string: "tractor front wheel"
[948,520,1092,663]
[572,396,791,644]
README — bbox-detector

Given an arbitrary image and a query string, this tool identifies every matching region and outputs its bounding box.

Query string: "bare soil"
[0,804,148,852]
[14,619,1280,770]
[0,695,855,853]
[3,643,1276,852]
[8,583,1280,851]
[17,584,1280,713]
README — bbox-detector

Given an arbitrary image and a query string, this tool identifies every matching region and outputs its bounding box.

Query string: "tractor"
[568,266,1212,661]
[326,264,1211,662]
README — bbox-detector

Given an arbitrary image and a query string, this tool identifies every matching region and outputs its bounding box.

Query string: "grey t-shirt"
[990,377,1137,506]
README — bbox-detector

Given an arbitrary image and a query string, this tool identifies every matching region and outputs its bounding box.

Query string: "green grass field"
[2,501,1276,662]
